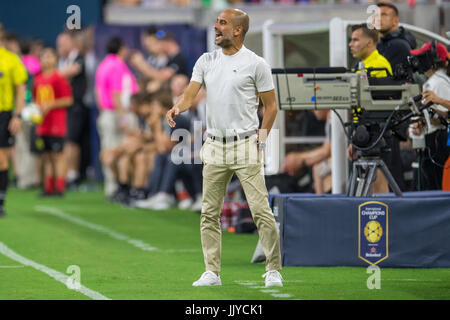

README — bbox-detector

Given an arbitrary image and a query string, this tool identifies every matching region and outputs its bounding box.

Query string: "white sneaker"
[262,270,283,287]
[192,271,222,287]
[150,192,175,210]
[190,194,202,212]
[134,194,159,209]
[178,197,193,210]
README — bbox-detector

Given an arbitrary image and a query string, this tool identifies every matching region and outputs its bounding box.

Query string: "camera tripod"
[346,100,434,197]
[347,156,402,197]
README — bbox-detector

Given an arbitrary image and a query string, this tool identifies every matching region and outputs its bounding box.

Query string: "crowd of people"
[0,23,206,217]
[94,30,205,211]
[112,0,434,7]
[0,2,449,220]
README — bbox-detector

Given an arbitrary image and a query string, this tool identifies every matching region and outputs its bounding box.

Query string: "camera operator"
[409,42,450,190]
[348,23,406,193]
[422,90,450,110]
[423,88,450,192]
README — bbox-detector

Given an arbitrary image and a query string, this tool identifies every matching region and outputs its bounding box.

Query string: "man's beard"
[378,25,394,36]
[216,38,232,48]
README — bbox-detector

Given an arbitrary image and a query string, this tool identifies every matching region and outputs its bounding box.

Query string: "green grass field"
[0,187,450,300]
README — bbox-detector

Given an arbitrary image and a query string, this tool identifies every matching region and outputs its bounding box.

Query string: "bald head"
[224,8,249,39]
[215,9,250,52]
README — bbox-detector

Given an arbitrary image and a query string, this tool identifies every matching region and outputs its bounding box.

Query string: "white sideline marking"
[0,265,25,268]
[384,279,442,282]
[163,249,201,253]
[35,206,158,252]
[237,282,257,286]
[234,280,299,300]
[0,242,110,300]
[271,293,293,298]
[35,206,199,254]
[260,289,279,293]
[235,280,303,283]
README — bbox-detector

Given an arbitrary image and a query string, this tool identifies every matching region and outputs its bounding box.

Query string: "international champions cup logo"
[358,201,389,266]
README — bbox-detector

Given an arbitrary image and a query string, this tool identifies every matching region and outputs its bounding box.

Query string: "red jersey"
[33,71,72,137]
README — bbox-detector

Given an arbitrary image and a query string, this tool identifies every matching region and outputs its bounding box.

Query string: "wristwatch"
[13,113,21,119]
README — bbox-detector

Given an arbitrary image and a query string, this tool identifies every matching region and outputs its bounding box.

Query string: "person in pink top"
[21,55,41,76]
[95,36,138,196]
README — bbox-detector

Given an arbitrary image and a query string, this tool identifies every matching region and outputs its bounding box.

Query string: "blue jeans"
[147,152,203,198]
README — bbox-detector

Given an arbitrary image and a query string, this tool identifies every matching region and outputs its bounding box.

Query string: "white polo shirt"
[422,69,450,134]
[191,45,274,137]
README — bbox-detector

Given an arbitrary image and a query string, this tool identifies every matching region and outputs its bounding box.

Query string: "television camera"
[272,64,435,197]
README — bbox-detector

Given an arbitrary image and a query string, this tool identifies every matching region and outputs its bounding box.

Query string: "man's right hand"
[166,107,180,128]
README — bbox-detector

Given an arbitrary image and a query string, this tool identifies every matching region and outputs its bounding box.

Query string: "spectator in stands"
[141,27,169,71]
[170,74,203,210]
[134,89,192,210]
[95,36,139,196]
[114,0,141,6]
[283,110,332,194]
[409,42,450,190]
[169,0,192,5]
[160,32,189,77]
[130,29,188,84]
[170,74,189,102]
[33,48,73,196]
[107,92,157,204]
[57,31,89,189]
[30,39,45,61]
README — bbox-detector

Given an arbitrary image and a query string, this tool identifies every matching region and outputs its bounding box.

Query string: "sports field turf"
[0,187,449,300]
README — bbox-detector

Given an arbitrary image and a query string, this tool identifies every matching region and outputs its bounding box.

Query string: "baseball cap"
[410,41,448,63]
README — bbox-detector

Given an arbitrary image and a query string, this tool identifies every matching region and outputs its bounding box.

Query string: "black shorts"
[67,103,89,144]
[30,130,65,154]
[0,111,15,148]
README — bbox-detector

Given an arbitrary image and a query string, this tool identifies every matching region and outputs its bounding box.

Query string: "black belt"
[207,130,257,143]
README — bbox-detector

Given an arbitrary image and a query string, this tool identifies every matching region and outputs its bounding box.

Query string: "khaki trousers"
[199,134,281,273]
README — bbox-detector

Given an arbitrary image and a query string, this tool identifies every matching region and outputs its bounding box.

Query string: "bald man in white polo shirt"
[166,8,282,287]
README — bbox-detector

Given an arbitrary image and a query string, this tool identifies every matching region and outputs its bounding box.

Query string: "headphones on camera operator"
[429,40,447,69]
[396,40,450,82]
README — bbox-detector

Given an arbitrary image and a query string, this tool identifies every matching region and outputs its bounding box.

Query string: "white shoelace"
[262,270,283,281]
[201,271,218,280]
